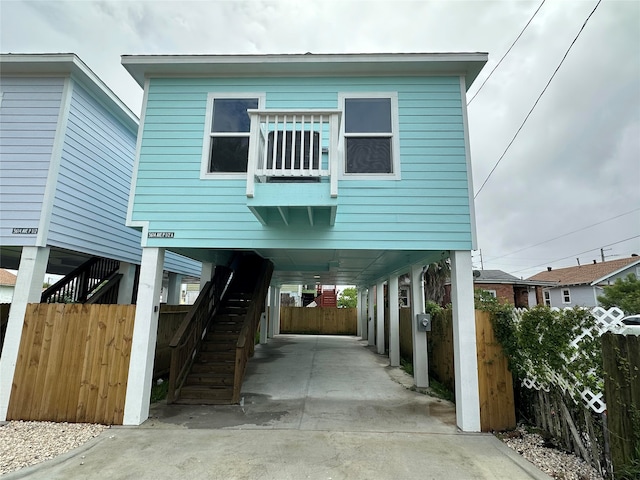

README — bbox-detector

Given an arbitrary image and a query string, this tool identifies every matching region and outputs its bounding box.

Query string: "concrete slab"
[6,335,552,480]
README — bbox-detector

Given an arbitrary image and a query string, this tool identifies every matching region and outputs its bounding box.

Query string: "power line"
[474,0,603,200]
[485,208,640,262]
[510,235,640,274]
[467,0,546,105]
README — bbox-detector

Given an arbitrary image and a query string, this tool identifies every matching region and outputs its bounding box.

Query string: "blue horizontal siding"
[0,76,63,246]
[48,80,143,263]
[132,74,473,252]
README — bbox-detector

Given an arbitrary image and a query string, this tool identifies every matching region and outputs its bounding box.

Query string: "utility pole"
[600,247,613,262]
[479,248,484,270]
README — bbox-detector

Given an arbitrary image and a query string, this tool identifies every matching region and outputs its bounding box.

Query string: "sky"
[1,0,638,279]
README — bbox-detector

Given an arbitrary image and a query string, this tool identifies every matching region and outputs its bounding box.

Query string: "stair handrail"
[41,257,120,303]
[232,259,274,403]
[84,273,123,305]
[167,265,233,404]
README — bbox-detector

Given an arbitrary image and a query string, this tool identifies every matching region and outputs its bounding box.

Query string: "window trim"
[338,92,400,180]
[543,290,551,306]
[200,92,266,180]
[562,288,571,304]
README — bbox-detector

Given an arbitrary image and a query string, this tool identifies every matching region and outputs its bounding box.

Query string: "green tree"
[597,273,640,314]
[337,287,357,308]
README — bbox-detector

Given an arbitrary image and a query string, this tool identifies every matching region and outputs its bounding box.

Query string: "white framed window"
[483,289,497,298]
[544,290,551,306]
[338,92,400,180]
[562,288,571,304]
[200,92,265,179]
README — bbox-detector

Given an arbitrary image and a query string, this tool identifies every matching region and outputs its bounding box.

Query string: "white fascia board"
[590,259,640,286]
[121,52,488,88]
[1,53,138,131]
[126,78,150,247]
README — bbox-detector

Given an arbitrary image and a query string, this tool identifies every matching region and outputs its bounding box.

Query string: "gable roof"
[527,257,640,287]
[0,269,17,287]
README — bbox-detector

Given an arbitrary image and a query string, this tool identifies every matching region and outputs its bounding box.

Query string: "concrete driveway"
[7,335,551,480]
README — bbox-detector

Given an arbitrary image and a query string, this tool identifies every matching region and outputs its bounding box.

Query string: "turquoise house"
[121,53,487,431]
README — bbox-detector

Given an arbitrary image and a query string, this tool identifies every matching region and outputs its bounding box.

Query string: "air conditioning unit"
[266,130,320,172]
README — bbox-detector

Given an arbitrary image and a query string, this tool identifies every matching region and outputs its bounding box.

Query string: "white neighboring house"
[528,256,640,309]
[0,269,17,303]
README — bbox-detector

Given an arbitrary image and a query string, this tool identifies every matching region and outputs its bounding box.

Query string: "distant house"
[443,269,550,308]
[0,269,17,303]
[527,256,640,309]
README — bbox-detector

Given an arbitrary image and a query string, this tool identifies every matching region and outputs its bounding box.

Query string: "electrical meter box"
[416,313,431,332]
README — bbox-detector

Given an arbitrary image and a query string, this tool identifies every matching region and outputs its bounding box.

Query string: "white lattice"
[518,306,625,413]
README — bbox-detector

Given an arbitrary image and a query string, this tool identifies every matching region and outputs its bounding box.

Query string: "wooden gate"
[7,303,135,425]
[280,307,357,335]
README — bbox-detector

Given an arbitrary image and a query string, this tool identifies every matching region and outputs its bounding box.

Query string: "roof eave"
[590,258,640,286]
[121,52,488,89]
[1,53,139,131]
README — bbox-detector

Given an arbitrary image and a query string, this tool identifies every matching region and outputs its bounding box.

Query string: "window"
[339,93,399,179]
[562,288,571,304]
[201,93,264,178]
[544,291,551,306]
[483,289,497,298]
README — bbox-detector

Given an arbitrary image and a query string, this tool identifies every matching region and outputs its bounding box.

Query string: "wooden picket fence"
[7,303,136,425]
[602,332,640,475]
[280,306,357,335]
[399,308,515,432]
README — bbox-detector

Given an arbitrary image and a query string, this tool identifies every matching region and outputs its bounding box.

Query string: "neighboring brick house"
[527,256,640,309]
[444,270,549,308]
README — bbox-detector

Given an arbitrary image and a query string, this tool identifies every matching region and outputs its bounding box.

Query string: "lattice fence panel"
[516,306,626,413]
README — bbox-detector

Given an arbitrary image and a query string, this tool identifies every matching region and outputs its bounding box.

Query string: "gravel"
[0,421,108,475]
[500,427,604,480]
[0,420,605,478]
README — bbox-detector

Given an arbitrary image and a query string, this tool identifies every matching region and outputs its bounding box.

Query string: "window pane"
[210,137,249,172]
[345,98,391,133]
[212,98,258,133]
[345,138,392,173]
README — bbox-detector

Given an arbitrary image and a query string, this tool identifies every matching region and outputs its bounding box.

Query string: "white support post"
[123,247,165,426]
[376,281,385,355]
[411,264,429,388]
[268,287,276,338]
[359,289,368,341]
[389,275,400,367]
[450,250,481,432]
[200,262,214,290]
[273,286,281,335]
[260,311,268,345]
[356,288,363,338]
[166,273,182,305]
[117,262,137,304]
[368,285,375,346]
[0,246,50,421]
[246,113,259,198]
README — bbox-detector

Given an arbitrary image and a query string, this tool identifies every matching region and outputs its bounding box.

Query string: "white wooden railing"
[246,109,341,198]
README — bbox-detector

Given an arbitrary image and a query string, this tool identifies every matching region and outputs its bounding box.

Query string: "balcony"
[246,109,341,227]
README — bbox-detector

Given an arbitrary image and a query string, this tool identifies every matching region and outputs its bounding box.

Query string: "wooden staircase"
[168,253,273,405]
[178,294,251,404]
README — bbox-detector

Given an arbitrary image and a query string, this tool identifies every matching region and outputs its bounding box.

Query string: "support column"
[388,275,400,367]
[0,246,50,421]
[166,273,182,305]
[450,250,481,432]
[356,287,363,338]
[273,286,281,335]
[367,285,375,346]
[260,310,268,344]
[200,262,214,290]
[411,264,428,388]
[268,287,276,338]
[117,262,136,304]
[376,280,385,355]
[123,247,165,426]
[359,289,368,340]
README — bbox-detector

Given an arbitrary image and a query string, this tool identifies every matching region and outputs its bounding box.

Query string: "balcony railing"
[246,109,341,198]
